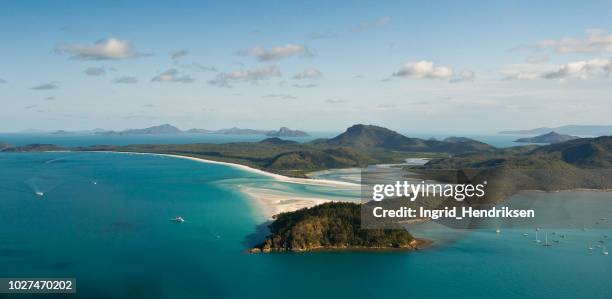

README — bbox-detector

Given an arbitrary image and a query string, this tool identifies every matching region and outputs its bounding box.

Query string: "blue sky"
[1,0,612,133]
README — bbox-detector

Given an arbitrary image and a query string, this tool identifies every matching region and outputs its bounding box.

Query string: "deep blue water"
[1,152,611,299]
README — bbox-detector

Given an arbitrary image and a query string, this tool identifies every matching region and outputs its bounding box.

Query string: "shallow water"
[0,152,611,299]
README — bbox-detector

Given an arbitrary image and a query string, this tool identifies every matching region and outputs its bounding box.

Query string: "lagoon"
[0,152,611,299]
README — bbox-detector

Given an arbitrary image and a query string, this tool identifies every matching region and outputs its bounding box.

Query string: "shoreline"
[68,150,360,218]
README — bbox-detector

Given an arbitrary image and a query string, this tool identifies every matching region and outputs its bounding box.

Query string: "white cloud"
[177,62,217,72]
[208,66,281,87]
[151,69,195,83]
[537,29,612,53]
[542,58,611,80]
[501,59,612,80]
[352,16,391,32]
[83,67,106,76]
[55,38,145,60]
[292,68,322,80]
[114,76,138,84]
[241,44,309,61]
[393,61,454,80]
[31,82,58,90]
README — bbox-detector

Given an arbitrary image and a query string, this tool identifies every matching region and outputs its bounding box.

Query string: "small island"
[249,202,427,253]
[514,131,579,144]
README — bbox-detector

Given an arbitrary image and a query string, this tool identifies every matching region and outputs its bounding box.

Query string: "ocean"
[0,136,611,298]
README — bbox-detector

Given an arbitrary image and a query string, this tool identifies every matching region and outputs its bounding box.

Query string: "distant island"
[2,124,496,177]
[514,131,580,144]
[500,125,612,136]
[95,124,309,137]
[249,202,426,253]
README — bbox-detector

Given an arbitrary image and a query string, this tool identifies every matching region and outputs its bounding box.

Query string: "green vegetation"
[1,124,487,178]
[514,131,579,144]
[416,136,612,203]
[250,202,420,252]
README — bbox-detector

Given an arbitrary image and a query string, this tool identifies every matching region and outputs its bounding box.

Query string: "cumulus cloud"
[55,38,145,60]
[542,59,611,80]
[171,49,189,60]
[240,44,310,61]
[114,76,138,84]
[31,82,58,90]
[208,66,281,87]
[501,59,611,80]
[352,16,391,32]
[151,69,195,83]
[537,29,612,53]
[83,67,106,76]
[393,61,454,80]
[292,68,322,80]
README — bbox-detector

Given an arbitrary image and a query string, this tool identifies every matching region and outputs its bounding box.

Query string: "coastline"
[71,150,360,218]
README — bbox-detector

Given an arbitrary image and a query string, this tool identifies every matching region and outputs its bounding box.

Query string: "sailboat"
[543,232,552,247]
[588,242,594,250]
[535,230,541,243]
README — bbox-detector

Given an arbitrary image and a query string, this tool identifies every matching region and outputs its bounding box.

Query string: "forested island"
[249,202,426,253]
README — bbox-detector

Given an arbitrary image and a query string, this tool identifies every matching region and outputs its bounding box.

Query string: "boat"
[603,246,609,255]
[496,228,501,234]
[543,232,552,247]
[588,242,593,250]
[535,230,541,243]
[523,233,529,237]
[170,216,185,223]
[35,191,44,196]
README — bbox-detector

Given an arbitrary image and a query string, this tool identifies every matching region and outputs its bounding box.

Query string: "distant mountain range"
[500,125,612,136]
[95,124,309,137]
[514,131,580,144]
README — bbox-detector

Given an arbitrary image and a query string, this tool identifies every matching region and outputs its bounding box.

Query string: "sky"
[1,0,612,133]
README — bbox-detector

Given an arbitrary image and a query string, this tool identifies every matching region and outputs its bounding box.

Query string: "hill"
[315,124,495,154]
[266,127,309,137]
[250,202,424,252]
[514,131,579,144]
[500,125,612,136]
[99,124,181,135]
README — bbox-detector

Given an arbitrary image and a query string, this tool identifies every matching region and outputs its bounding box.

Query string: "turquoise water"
[1,152,611,299]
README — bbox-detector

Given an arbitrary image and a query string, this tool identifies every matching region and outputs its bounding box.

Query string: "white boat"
[523,233,529,237]
[496,228,501,234]
[588,242,593,250]
[543,232,552,247]
[603,246,609,255]
[535,230,541,243]
[170,216,185,223]
[35,191,44,196]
